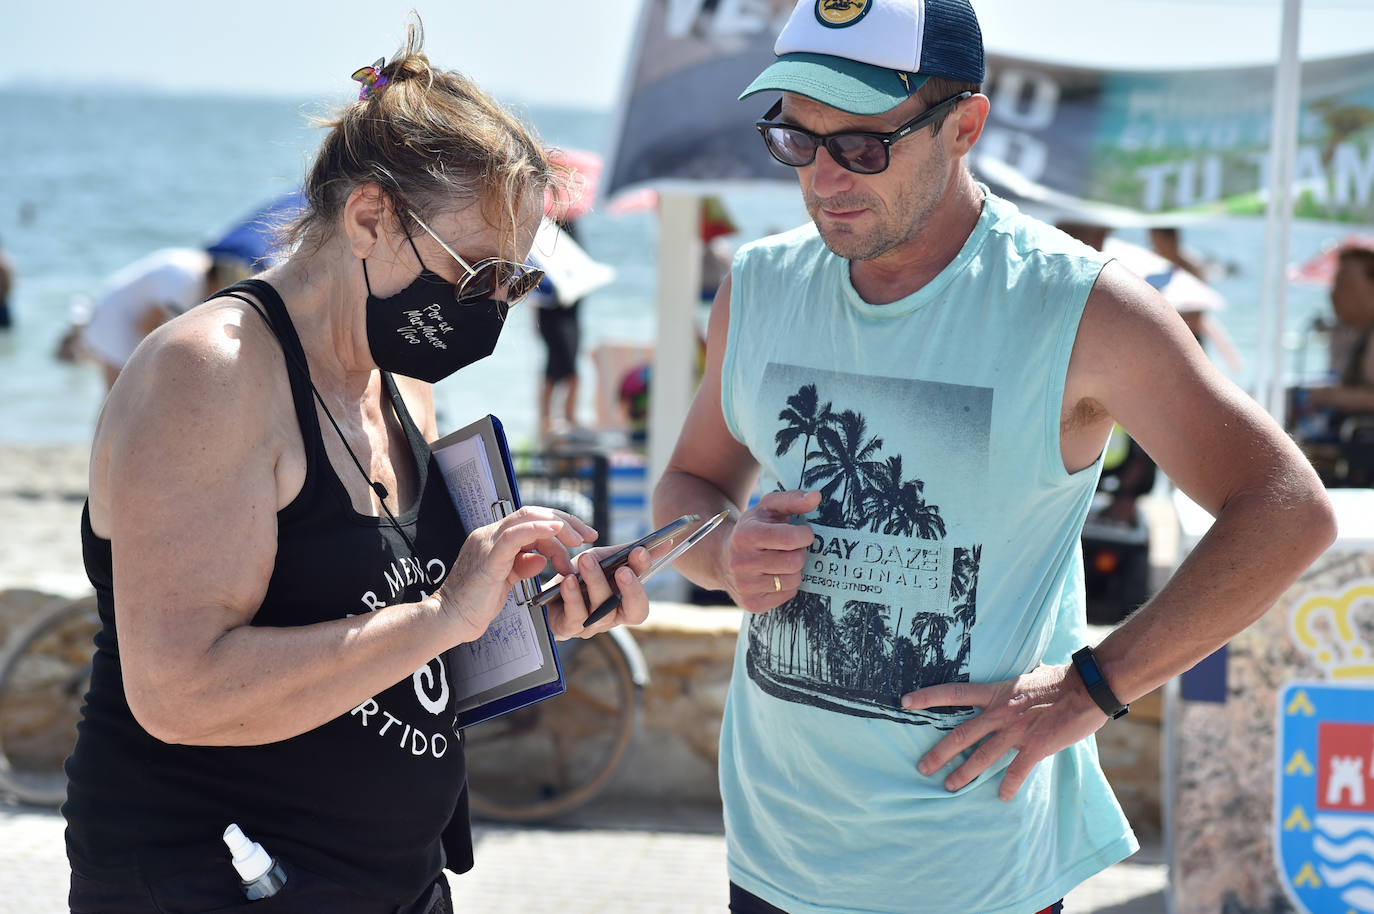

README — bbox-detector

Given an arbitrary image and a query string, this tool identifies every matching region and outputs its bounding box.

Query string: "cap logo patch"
[814,0,871,28]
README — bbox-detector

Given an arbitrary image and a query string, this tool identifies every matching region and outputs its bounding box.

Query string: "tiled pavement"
[0,799,1165,913]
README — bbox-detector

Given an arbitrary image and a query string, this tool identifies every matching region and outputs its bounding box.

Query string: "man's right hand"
[723,489,821,612]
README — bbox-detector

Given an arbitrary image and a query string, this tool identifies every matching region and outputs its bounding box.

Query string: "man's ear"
[950,93,991,158]
[341,185,390,260]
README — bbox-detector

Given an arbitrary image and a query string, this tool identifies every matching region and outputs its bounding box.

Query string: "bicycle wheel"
[0,594,99,806]
[467,631,638,823]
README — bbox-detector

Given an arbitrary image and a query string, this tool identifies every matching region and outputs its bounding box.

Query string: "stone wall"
[0,589,61,648]
[0,589,98,776]
[610,603,743,803]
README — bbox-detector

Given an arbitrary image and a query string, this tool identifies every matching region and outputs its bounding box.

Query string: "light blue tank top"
[718,191,1138,914]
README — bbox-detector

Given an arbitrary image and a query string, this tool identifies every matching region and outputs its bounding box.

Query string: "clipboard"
[430,414,566,728]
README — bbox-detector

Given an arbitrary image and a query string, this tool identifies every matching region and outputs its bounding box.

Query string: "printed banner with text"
[607,0,1374,224]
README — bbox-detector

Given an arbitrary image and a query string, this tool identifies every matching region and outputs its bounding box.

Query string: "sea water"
[0,88,1347,448]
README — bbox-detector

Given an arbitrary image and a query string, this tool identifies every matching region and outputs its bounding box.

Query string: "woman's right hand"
[436,506,596,643]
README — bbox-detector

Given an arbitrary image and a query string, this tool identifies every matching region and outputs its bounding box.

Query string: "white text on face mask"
[397,304,454,349]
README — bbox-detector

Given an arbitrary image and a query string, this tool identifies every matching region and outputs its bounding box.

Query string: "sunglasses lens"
[454,261,544,305]
[762,126,888,174]
[455,261,504,303]
[507,268,544,303]
[762,127,818,167]
[827,135,887,174]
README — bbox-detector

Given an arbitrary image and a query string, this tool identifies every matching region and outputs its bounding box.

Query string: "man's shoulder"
[979,193,1108,267]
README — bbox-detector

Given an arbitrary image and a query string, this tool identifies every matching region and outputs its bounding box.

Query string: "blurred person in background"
[1289,245,1374,487]
[0,234,14,328]
[63,18,654,914]
[57,247,250,388]
[1149,226,1242,370]
[1305,245,1374,412]
[532,219,585,440]
[1148,226,1207,280]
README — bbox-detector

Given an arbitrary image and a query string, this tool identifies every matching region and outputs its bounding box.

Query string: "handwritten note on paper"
[432,431,544,696]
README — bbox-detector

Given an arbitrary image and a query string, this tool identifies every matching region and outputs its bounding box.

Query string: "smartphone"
[531,514,699,607]
[580,510,729,627]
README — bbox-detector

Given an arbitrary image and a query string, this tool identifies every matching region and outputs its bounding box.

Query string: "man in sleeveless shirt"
[651,2,1336,912]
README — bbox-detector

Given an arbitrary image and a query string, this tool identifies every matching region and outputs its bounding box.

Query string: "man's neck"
[849,173,985,306]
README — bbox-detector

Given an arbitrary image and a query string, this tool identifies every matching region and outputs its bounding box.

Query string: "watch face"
[1074,647,1126,717]
[1074,648,1103,685]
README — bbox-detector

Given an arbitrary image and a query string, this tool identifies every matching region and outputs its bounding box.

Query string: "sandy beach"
[0,444,91,602]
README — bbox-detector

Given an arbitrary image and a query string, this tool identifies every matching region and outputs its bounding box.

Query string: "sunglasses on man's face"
[408,210,546,305]
[755,92,972,175]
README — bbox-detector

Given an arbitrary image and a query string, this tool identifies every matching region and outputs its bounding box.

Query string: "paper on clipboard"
[431,434,543,696]
[430,415,564,727]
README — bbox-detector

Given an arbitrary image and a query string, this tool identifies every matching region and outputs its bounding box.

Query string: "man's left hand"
[900,663,1109,801]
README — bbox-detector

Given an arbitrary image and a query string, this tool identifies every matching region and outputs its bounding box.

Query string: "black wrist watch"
[1071,646,1130,720]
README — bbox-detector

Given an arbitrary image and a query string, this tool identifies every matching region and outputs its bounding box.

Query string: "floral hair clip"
[351,58,390,101]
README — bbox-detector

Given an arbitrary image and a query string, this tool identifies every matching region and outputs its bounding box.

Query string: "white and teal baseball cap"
[741,0,986,116]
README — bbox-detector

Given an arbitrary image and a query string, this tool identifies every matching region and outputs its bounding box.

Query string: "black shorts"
[536,302,580,382]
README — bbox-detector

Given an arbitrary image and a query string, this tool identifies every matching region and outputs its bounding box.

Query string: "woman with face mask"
[64,18,654,914]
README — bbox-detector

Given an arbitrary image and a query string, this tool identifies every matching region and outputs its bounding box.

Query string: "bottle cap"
[222,823,273,883]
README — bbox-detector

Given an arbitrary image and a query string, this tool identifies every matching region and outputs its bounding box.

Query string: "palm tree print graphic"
[862,455,948,539]
[746,382,979,727]
[775,383,833,487]
[806,409,885,528]
[775,385,942,536]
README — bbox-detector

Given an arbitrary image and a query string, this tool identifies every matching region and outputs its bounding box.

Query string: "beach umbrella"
[606,187,659,217]
[545,148,604,224]
[1289,234,1374,285]
[205,191,305,270]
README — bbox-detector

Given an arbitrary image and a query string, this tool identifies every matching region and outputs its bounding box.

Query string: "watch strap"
[1071,646,1129,719]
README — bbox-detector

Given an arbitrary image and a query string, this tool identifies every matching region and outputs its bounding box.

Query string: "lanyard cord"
[225,291,423,559]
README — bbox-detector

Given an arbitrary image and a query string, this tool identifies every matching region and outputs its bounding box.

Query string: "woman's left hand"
[543,544,655,639]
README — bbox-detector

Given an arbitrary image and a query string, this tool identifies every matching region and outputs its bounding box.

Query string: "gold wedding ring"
[773,575,782,593]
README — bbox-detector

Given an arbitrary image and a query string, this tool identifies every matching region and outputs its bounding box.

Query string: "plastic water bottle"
[222,823,288,900]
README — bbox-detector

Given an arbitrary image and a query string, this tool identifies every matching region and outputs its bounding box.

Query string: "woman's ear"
[341,185,389,260]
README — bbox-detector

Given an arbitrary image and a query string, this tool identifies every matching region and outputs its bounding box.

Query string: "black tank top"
[64,279,474,902]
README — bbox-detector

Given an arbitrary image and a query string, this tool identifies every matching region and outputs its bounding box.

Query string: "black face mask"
[362,245,506,384]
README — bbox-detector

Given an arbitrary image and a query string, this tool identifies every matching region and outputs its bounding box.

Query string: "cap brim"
[739,52,930,116]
